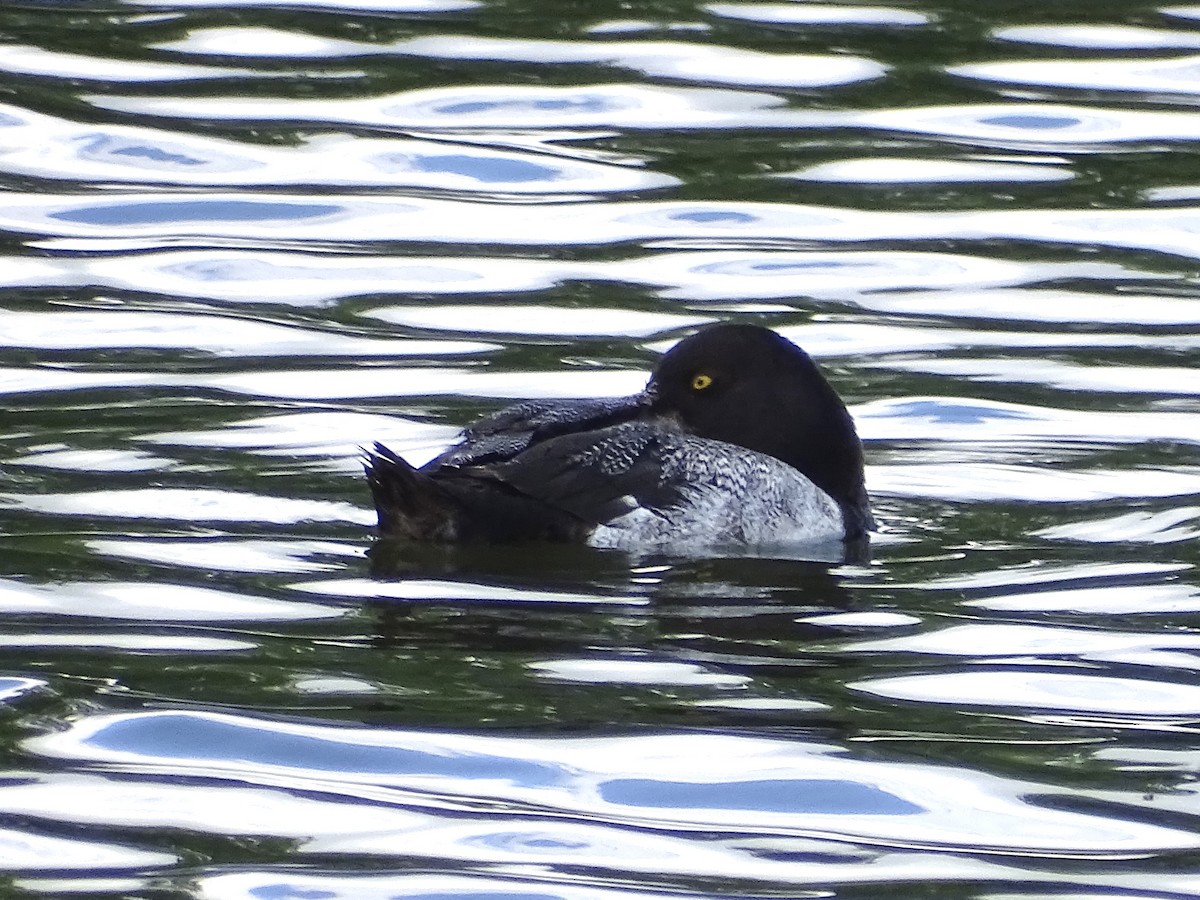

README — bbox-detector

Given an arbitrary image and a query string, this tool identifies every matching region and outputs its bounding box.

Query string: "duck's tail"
[363,443,466,541]
[364,442,591,543]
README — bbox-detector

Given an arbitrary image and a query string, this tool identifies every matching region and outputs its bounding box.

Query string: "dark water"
[3,0,1200,897]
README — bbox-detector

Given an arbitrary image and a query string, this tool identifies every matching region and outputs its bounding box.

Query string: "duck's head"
[643,323,872,536]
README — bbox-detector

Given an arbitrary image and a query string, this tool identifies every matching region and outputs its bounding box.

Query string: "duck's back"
[429,396,644,469]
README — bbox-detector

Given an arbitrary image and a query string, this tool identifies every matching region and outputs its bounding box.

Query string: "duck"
[365,323,873,549]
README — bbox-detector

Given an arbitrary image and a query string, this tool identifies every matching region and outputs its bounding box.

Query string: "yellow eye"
[691,373,714,391]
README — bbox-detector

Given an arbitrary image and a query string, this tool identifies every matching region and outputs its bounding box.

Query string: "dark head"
[645,323,872,536]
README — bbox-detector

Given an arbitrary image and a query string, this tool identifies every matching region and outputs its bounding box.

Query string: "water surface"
[2,0,1200,897]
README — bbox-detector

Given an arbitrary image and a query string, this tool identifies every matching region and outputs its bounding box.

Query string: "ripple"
[0,308,498,357]
[1165,6,1200,23]
[26,710,1200,855]
[855,397,1200,446]
[871,464,1200,503]
[902,560,1190,592]
[780,321,1151,357]
[0,364,648,402]
[88,538,357,574]
[953,55,1200,96]
[195,366,648,402]
[0,103,674,192]
[6,488,372,526]
[130,0,477,9]
[0,826,174,871]
[963,583,1200,615]
[0,579,343,622]
[149,412,459,468]
[0,634,253,653]
[0,771,428,837]
[81,250,566,305]
[528,659,751,686]
[847,622,1200,664]
[705,3,928,26]
[851,670,1200,716]
[193,873,723,900]
[0,46,255,82]
[787,157,1073,184]
[10,448,175,473]
[857,103,1200,146]
[798,611,923,629]
[90,83,796,130]
[852,288,1200,326]
[1035,508,1200,544]
[0,678,45,704]
[612,249,1085,300]
[290,578,629,605]
[0,367,166,395]
[365,304,714,337]
[159,29,886,89]
[995,24,1200,50]
[882,357,1200,394]
[18,191,1200,264]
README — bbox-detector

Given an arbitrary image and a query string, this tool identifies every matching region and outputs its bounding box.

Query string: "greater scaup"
[365,323,873,548]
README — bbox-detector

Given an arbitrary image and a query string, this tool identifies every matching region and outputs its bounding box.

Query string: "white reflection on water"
[0,827,174,872]
[995,24,1200,50]
[196,366,650,401]
[1035,508,1200,544]
[291,577,639,605]
[189,867,1200,900]
[129,0,477,9]
[156,28,887,89]
[953,55,1200,96]
[884,357,1200,394]
[0,578,343,622]
[7,488,373,525]
[0,309,498,358]
[0,102,673,193]
[88,538,357,574]
[871,463,1200,503]
[855,397,1200,446]
[787,157,1073,184]
[853,288,1199,326]
[88,90,1200,150]
[70,250,565,305]
[10,448,175,473]
[856,102,1200,145]
[26,710,1200,856]
[848,622,1200,663]
[17,188,1200,264]
[0,46,257,82]
[528,658,751,686]
[852,670,1200,716]
[0,364,648,402]
[88,83,795,130]
[961,583,1200,614]
[148,412,460,461]
[0,678,45,704]
[3,247,1146,308]
[705,3,929,26]
[0,634,253,652]
[897,561,1190,592]
[365,304,714,336]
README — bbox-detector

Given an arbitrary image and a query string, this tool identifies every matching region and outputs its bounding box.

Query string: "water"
[2,0,1200,896]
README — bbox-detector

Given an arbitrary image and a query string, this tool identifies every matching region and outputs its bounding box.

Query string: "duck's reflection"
[365,536,868,693]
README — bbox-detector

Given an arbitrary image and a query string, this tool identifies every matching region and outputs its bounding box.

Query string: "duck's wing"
[484,421,673,526]
[429,396,645,469]
[484,421,845,547]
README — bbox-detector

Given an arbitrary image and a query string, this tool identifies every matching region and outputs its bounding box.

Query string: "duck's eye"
[691,373,714,391]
